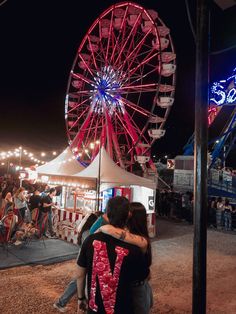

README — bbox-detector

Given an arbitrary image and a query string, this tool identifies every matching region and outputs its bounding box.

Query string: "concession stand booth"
[36,147,157,243]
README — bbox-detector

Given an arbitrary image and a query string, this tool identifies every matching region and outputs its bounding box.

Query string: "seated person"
[14,221,40,245]
[0,204,18,243]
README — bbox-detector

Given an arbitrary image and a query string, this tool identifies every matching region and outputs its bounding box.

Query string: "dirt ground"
[0,219,235,314]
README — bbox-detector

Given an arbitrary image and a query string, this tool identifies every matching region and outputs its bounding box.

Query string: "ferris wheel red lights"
[65,2,176,168]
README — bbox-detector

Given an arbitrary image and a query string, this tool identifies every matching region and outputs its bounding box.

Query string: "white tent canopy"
[36,147,84,176]
[73,147,156,190]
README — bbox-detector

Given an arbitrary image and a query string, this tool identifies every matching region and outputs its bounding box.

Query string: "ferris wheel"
[65,2,176,169]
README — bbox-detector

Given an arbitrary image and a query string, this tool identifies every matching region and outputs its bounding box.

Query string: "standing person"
[13,187,28,222]
[89,210,109,234]
[53,213,100,313]
[231,205,236,231]
[209,197,217,228]
[40,188,57,237]
[76,196,149,314]
[1,191,13,217]
[216,197,224,230]
[224,199,232,231]
[41,184,50,197]
[28,187,42,223]
[0,187,3,216]
[98,202,153,314]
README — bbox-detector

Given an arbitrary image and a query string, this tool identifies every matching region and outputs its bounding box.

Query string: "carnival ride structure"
[65,2,176,173]
[183,67,236,168]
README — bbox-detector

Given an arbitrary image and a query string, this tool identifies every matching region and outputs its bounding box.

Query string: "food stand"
[36,147,96,243]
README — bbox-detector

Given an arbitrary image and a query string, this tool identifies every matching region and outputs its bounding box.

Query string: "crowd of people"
[208,196,236,231]
[0,177,58,246]
[156,189,236,231]
[156,190,194,223]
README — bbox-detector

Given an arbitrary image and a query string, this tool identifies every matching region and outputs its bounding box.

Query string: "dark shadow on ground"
[155,217,194,240]
[0,238,78,270]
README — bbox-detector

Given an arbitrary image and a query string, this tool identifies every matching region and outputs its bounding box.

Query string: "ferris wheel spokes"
[129,51,159,77]
[70,100,97,148]
[67,107,89,132]
[113,16,142,67]
[117,29,153,72]
[119,97,151,119]
[71,72,93,86]
[67,98,90,115]
[109,7,129,64]
[87,38,99,71]
[118,83,160,94]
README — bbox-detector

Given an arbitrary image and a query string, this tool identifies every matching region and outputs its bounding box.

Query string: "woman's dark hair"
[77,213,100,245]
[128,202,149,237]
[225,198,229,206]
[127,202,152,266]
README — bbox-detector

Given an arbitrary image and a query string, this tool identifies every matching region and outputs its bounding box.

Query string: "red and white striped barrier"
[53,209,84,245]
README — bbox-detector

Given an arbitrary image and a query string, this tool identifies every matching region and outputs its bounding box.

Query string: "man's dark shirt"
[41,195,52,213]
[29,195,42,211]
[77,232,148,314]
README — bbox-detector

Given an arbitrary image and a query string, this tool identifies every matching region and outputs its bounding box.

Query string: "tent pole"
[97,147,102,211]
[96,178,98,211]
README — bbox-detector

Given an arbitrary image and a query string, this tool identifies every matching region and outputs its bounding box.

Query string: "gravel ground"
[0,219,235,314]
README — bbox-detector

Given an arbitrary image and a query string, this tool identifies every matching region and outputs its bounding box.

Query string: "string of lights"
[0,144,103,170]
[0,146,58,165]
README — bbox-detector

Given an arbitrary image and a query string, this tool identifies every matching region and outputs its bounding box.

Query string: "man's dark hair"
[106,196,130,228]
[49,187,56,194]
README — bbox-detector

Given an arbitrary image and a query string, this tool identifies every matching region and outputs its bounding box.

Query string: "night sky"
[0,0,236,163]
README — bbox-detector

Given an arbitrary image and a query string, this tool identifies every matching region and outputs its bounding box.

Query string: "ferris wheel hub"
[92,66,126,112]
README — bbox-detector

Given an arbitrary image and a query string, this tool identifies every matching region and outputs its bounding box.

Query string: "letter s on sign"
[210,82,226,106]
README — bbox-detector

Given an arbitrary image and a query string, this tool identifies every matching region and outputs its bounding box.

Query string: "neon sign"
[210,68,236,106]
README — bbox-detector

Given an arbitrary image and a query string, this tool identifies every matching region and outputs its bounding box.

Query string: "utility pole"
[192,1,209,313]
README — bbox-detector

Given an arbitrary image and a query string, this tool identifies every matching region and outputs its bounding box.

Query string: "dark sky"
[0,0,235,162]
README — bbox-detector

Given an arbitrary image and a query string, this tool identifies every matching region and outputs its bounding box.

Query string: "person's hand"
[52,203,58,211]
[77,299,87,313]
